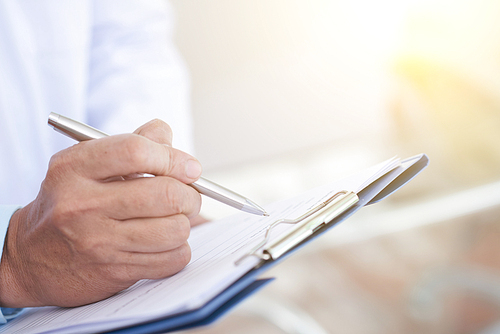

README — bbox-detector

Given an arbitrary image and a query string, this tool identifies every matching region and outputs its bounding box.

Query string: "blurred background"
[168,0,500,333]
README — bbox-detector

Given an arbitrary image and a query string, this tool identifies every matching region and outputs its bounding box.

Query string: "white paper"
[1,156,406,334]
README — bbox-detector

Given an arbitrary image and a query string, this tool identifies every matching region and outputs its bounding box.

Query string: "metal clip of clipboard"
[236,190,359,265]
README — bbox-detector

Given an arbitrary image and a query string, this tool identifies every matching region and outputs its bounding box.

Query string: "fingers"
[99,215,194,281]
[133,119,173,146]
[99,242,191,286]
[60,134,202,183]
[106,243,192,282]
[114,215,191,253]
[98,176,201,220]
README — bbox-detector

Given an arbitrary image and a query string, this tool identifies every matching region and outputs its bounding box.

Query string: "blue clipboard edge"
[104,276,274,334]
[111,182,376,334]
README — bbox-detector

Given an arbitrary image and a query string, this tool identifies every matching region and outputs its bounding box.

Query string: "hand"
[0,120,202,308]
[133,120,210,227]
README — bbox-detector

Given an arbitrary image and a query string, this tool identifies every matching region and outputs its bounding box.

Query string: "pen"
[48,112,268,216]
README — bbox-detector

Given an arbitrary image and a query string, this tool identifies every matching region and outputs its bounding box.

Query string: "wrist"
[0,208,38,308]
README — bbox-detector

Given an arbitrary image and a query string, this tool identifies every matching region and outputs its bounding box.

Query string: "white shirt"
[0,0,192,320]
[0,0,193,207]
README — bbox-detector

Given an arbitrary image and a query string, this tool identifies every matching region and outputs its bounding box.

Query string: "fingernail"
[186,159,202,179]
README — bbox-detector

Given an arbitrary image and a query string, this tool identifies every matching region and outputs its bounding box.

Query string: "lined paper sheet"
[1,157,404,334]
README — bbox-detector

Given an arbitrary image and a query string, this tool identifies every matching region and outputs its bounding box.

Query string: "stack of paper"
[0,154,428,334]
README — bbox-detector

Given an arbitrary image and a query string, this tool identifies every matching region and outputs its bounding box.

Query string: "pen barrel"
[48,113,109,141]
[190,177,267,215]
[263,191,359,260]
[190,177,246,210]
[48,113,267,215]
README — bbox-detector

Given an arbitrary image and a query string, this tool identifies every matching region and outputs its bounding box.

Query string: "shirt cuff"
[0,307,24,325]
[0,308,24,324]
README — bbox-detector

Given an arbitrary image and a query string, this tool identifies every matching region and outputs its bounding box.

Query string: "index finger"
[64,134,202,183]
[133,119,173,146]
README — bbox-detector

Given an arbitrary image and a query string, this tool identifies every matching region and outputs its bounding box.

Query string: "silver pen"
[48,112,268,216]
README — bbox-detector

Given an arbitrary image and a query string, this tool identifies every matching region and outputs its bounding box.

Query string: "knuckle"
[189,191,202,218]
[46,150,72,180]
[47,151,64,170]
[158,243,192,277]
[159,145,174,175]
[160,179,201,217]
[168,215,191,244]
[143,216,191,250]
[151,118,171,132]
[136,119,173,146]
[177,215,191,241]
[148,119,173,140]
[163,180,186,215]
[175,242,192,268]
[122,135,150,168]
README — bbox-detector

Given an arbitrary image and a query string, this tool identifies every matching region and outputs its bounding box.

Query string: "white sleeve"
[0,205,22,324]
[86,0,194,154]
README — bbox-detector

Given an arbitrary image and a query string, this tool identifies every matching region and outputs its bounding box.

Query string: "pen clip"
[235,190,359,265]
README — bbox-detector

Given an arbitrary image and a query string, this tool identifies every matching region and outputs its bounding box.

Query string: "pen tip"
[244,199,269,216]
[263,212,270,217]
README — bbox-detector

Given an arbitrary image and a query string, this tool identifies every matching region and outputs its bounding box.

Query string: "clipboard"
[103,154,429,334]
